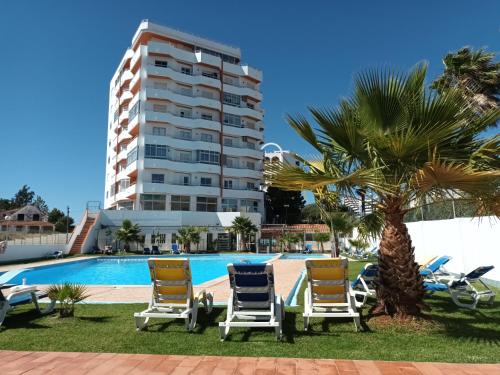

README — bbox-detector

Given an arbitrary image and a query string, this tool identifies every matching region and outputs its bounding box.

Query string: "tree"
[33,195,48,214]
[54,216,75,233]
[301,203,322,223]
[279,232,299,252]
[115,219,141,252]
[193,226,208,252]
[0,198,14,211]
[267,64,500,318]
[176,226,199,253]
[48,208,65,224]
[432,47,499,116]
[229,217,258,251]
[313,232,330,253]
[12,185,35,208]
[265,187,305,224]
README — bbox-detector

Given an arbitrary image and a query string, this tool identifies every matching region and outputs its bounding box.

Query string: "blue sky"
[0,0,499,220]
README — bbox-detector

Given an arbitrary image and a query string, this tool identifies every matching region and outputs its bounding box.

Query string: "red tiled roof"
[261,224,329,233]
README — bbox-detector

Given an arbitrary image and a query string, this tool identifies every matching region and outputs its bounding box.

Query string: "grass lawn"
[0,261,499,362]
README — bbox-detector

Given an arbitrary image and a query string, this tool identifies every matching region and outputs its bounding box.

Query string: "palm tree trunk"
[331,233,339,258]
[374,198,426,317]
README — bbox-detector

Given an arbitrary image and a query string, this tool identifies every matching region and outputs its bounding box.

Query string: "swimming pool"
[7,254,276,286]
[279,253,327,259]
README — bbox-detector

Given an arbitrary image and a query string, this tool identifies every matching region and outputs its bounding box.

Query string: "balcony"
[223,83,262,102]
[144,134,220,153]
[145,110,220,132]
[145,86,220,111]
[142,182,220,196]
[195,50,221,67]
[144,158,220,174]
[146,63,221,90]
[223,104,263,121]
[119,110,129,124]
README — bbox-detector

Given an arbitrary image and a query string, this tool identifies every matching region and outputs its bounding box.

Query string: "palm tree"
[266,64,500,318]
[193,226,208,252]
[176,226,198,253]
[280,232,299,252]
[115,220,141,252]
[313,232,330,253]
[432,47,500,115]
[229,217,258,251]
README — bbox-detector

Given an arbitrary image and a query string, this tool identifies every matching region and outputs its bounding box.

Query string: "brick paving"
[0,351,499,374]
[33,258,306,305]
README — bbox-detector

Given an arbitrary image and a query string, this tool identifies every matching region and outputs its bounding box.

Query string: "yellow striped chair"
[134,258,213,331]
[303,258,360,331]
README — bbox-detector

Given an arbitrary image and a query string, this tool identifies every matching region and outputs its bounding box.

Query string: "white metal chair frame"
[219,264,284,341]
[134,260,213,332]
[1,285,56,327]
[303,260,361,332]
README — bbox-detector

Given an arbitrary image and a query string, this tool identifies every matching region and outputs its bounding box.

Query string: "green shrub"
[46,283,89,318]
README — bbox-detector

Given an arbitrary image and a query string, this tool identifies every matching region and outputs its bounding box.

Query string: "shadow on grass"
[0,309,51,330]
[78,316,113,323]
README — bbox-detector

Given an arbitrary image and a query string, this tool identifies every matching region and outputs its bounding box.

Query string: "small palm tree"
[229,217,258,251]
[193,226,208,252]
[115,220,141,252]
[267,64,499,318]
[313,232,330,253]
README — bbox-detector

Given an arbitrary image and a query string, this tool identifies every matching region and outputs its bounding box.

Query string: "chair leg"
[135,316,149,331]
[353,316,361,332]
[0,302,9,327]
[275,296,283,341]
[303,316,310,331]
[189,304,198,331]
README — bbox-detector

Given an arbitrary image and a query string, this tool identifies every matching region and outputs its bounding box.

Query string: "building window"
[179,130,192,140]
[140,194,166,210]
[223,93,241,107]
[171,195,190,211]
[126,147,138,165]
[246,182,255,190]
[179,151,191,162]
[201,133,213,143]
[181,66,192,75]
[182,176,190,185]
[222,199,238,212]
[32,214,40,221]
[224,180,233,189]
[152,104,167,113]
[152,174,164,184]
[154,60,168,68]
[202,70,218,79]
[224,138,233,147]
[17,214,25,221]
[153,127,166,136]
[246,161,256,170]
[305,233,314,241]
[241,199,259,213]
[197,150,220,165]
[196,197,217,212]
[200,177,212,186]
[129,101,140,119]
[201,113,213,121]
[145,144,167,159]
[15,225,24,232]
[223,113,242,127]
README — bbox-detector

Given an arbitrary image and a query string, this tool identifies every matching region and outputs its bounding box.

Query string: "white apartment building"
[104,20,265,216]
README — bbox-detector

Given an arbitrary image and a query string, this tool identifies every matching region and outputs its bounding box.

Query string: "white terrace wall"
[362,216,499,282]
[0,244,66,263]
[406,217,499,282]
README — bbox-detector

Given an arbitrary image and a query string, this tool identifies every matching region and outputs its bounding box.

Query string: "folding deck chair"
[219,263,284,341]
[134,258,213,331]
[420,255,452,281]
[351,263,378,307]
[0,270,56,327]
[424,265,495,309]
[303,258,360,331]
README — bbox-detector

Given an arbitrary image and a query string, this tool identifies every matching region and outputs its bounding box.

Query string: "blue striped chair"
[351,263,379,307]
[219,263,284,341]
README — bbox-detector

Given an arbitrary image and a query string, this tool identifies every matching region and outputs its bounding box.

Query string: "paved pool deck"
[1,351,499,374]
[3,256,306,305]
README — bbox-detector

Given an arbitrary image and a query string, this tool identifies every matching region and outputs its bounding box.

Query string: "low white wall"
[361,217,499,282]
[406,217,499,281]
[0,244,66,263]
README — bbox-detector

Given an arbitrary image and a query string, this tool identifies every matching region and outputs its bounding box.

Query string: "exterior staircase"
[69,217,96,255]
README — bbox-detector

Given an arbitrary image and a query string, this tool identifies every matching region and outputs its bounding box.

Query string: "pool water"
[8,254,275,286]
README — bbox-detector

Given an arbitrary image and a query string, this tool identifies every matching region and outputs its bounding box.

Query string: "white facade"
[104,21,265,216]
[263,143,302,167]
